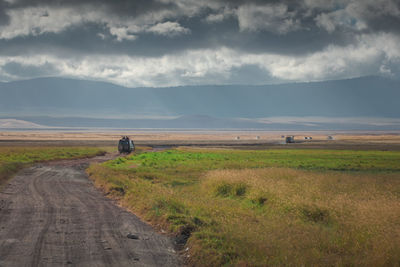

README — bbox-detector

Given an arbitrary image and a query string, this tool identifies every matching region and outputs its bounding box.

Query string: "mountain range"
[0,76,399,130]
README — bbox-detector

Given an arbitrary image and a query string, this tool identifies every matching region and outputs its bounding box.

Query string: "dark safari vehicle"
[285,136,295,143]
[118,136,135,153]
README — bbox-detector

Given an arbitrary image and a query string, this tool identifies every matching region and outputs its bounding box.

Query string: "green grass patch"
[89,147,400,266]
[0,146,106,188]
[105,148,400,175]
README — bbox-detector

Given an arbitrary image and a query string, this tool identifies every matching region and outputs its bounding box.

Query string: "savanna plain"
[1,132,400,266]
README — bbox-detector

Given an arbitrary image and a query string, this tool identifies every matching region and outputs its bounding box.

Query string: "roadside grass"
[0,146,106,188]
[105,147,400,174]
[88,148,400,266]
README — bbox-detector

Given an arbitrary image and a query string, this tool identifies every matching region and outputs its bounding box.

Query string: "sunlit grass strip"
[0,146,106,188]
[105,147,400,174]
[88,148,400,266]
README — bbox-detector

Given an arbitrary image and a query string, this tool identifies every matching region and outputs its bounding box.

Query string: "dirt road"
[0,156,180,267]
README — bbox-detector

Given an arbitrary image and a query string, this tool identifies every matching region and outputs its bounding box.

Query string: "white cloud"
[205,13,225,23]
[0,7,86,39]
[146,21,190,36]
[109,27,137,42]
[0,30,399,86]
[361,32,400,60]
[0,6,191,41]
[97,33,106,40]
[204,7,235,23]
[256,33,400,81]
[314,0,400,33]
[315,12,338,33]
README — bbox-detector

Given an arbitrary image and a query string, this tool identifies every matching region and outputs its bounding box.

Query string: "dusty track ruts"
[0,155,179,267]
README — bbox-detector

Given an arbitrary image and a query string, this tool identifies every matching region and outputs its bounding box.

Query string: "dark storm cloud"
[0,0,399,86]
[349,0,400,32]
[5,0,182,25]
[0,0,397,53]
[0,5,356,57]
[0,1,10,25]
[365,13,400,33]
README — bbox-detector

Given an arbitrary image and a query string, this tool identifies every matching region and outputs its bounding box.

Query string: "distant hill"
[1,76,400,118]
[0,76,400,129]
[0,119,46,128]
[1,115,399,130]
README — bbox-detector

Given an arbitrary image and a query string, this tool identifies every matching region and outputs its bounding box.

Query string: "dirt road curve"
[0,156,180,267]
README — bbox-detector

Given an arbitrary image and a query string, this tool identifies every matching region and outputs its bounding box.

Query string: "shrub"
[300,205,331,224]
[215,181,248,198]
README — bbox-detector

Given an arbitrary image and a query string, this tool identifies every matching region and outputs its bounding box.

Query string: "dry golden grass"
[88,147,400,266]
[1,130,400,143]
[200,168,400,265]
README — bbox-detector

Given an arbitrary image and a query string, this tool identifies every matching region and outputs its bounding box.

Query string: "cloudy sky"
[0,0,399,87]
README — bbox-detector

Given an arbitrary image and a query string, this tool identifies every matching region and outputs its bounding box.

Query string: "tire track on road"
[0,156,180,267]
[0,167,45,264]
[30,169,57,267]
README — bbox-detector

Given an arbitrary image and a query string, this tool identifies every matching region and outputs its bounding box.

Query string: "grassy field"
[88,147,400,266]
[0,146,106,188]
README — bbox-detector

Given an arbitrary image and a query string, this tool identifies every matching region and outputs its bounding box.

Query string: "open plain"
[1,130,400,150]
[2,0,400,265]
[1,131,400,266]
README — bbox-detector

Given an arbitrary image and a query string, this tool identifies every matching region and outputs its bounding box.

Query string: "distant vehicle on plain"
[285,136,295,143]
[118,136,135,153]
